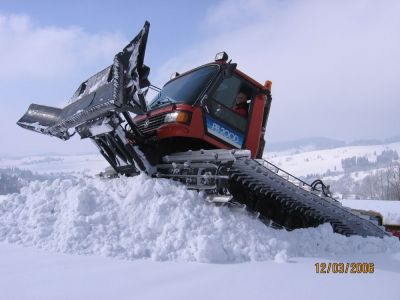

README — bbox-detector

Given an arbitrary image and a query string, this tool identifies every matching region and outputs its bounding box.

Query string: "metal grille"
[135,112,168,134]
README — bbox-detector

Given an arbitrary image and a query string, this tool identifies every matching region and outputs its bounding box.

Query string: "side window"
[204,75,257,149]
[213,76,242,108]
[207,76,255,133]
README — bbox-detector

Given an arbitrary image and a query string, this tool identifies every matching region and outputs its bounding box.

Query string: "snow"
[1,241,399,300]
[0,153,107,175]
[0,153,399,299]
[2,174,398,263]
[341,199,400,225]
[17,121,48,133]
[68,65,111,104]
[88,118,114,136]
[265,142,400,177]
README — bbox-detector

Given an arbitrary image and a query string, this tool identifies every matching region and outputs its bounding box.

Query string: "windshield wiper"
[150,96,175,108]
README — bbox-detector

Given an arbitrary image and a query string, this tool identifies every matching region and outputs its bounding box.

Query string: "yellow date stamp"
[315,262,374,274]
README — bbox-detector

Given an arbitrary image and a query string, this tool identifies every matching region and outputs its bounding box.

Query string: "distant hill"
[266,136,400,153]
[264,140,400,200]
[348,136,400,147]
[266,137,345,152]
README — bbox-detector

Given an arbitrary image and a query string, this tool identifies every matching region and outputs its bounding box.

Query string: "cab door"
[202,75,255,149]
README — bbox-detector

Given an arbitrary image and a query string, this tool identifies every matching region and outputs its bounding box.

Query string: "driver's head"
[236,92,248,105]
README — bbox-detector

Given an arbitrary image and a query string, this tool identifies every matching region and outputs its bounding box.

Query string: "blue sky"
[0,0,215,78]
[1,0,399,155]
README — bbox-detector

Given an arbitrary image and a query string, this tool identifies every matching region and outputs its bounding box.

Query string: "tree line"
[326,163,400,200]
[341,150,399,172]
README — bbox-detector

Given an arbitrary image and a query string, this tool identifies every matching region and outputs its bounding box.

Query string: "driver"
[233,91,248,117]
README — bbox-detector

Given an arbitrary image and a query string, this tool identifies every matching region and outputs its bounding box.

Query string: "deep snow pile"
[0,175,399,263]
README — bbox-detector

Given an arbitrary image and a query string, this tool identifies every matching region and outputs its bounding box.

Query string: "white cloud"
[0,14,128,155]
[0,14,126,80]
[203,0,270,33]
[155,0,400,142]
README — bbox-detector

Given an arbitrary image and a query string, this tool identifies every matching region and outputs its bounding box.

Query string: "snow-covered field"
[0,153,107,175]
[0,152,399,299]
[265,142,400,177]
[1,242,399,300]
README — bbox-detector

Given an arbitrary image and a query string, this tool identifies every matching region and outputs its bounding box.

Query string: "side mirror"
[200,94,208,106]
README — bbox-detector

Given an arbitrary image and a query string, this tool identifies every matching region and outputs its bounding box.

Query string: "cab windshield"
[149,65,219,109]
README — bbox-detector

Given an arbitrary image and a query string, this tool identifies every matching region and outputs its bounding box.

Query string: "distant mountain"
[266,137,345,152]
[348,136,400,147]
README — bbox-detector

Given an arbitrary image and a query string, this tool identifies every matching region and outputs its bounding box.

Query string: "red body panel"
[134,104,234,150]
[235,69,265,90]
[158,105,203,139]
[244,94,266,157]
[385,225,400,238]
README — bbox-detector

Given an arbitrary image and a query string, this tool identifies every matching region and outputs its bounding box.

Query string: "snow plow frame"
[17,22,153,174]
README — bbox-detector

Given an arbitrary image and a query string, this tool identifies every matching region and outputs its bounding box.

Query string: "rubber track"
[228,157,388,238]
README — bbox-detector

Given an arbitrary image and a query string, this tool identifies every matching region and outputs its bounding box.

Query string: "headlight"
[164,111,191,124]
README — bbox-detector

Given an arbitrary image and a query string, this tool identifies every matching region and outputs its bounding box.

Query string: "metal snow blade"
[17,21,151,141]
[16,104,64,137]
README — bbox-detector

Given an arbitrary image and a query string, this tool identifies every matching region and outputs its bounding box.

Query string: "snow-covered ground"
[1,242,399,300]
[0,153,399,299]
[0,153,107,175]
[2,174,399,263]
[265,142,400,200]
[265,142,400,177]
